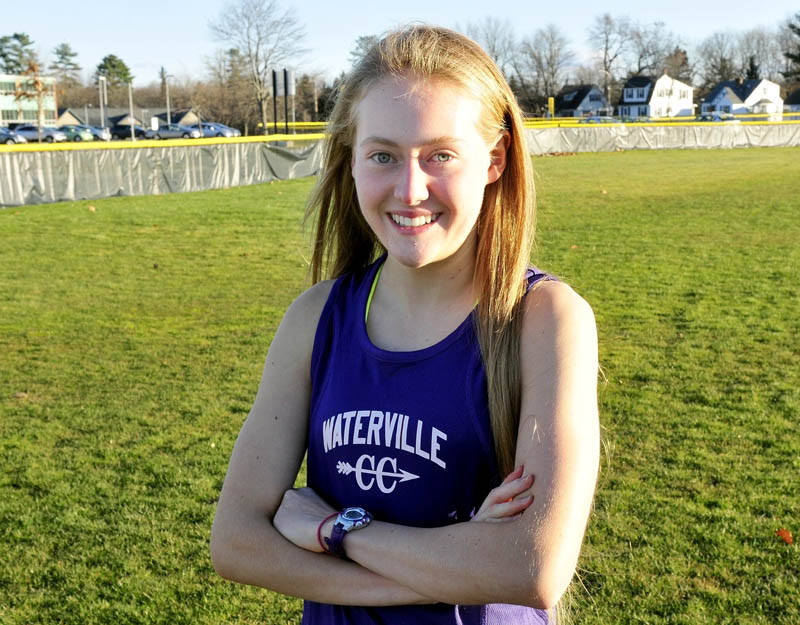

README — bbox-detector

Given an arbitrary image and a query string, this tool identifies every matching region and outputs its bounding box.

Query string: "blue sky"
[7,0,798,85]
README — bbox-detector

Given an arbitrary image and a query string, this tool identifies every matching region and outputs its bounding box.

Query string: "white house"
[701,78,783,114]
[617,74,694,118]
[554,84,609,117]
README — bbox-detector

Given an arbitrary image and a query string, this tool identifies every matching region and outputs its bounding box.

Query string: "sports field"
[1,147,798,624]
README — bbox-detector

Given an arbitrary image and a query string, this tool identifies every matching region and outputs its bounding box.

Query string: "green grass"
[1,148,798,624]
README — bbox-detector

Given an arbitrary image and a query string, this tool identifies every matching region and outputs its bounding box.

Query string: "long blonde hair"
[306,25,535,478]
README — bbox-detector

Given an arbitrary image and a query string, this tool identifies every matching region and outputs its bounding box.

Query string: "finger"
[482,495,534,520]
[500,466,524,485]
[487,474,534,504]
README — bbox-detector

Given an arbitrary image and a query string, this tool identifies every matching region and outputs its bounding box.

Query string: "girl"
[210,25,599,624]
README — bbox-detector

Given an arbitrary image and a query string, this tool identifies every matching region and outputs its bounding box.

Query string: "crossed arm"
[210,279,599,609]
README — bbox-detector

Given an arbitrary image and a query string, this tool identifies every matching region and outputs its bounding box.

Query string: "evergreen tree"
[95,54,133,86]
[0,32,38,74]
[745,55,760,80]
[49,42,82,86]
[783,12,800,83]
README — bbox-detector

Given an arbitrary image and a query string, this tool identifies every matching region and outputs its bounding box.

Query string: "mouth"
[389,213,440,228]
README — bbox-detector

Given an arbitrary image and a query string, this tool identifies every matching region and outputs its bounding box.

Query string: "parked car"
[58,125,94,142]
[0,126,28,144]
[144,124,201,140]
[110,124,148,140]
[579,116,622,124]
[13,124,67,143]
[188,122,241,138]
[695,112,741,124]
[76,124,111,141]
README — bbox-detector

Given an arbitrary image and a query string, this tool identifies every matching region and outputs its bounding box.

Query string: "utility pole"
[98,76,107,128]
[128,82,135,140]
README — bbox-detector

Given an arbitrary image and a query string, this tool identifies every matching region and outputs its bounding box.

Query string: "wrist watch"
[325,506,373,559]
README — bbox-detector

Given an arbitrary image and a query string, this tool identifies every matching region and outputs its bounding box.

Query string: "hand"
[470,466,534,523]
[273,487,337,553]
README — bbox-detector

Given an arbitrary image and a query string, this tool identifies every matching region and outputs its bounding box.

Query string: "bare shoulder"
[282,279,336,334]
[522,279,596,343]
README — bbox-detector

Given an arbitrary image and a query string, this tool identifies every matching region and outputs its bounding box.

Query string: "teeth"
[391,213,437,227]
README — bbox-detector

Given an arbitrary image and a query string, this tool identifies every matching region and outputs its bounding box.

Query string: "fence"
[2,121,800,208]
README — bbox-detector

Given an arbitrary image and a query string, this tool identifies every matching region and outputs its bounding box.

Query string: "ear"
[486,131,510,184]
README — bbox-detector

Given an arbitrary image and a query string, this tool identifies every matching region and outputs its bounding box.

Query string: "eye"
[370,152,393,164]
[432,153,453,163]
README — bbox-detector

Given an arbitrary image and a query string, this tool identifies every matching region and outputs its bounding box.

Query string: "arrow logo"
[337,455,419,493]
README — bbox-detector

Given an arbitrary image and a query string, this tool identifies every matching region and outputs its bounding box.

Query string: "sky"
[6,0,798,86]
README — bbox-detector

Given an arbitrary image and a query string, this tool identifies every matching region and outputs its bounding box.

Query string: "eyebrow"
[359,135,466,148]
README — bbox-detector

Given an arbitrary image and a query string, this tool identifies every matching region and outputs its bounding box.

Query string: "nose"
[393,158,429,205]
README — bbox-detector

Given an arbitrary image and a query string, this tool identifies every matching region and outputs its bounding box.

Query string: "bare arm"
[274,280,600,609]
[209,282,432,605]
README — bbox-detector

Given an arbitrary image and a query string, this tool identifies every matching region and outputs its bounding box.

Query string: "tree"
[0,32,38,74]
[783,12,800,83]
[697,32,738,92]
[518,24,574,105]
[348,35,379,68]
[95,54,133,86]
[661,47,694,85]
[627,21,678,75]
[464,17,516,77]
[587,14,631,102]
[209,0,307,134]
[15,60,48,141]
[49,42,82,87]
[745,55,760,80]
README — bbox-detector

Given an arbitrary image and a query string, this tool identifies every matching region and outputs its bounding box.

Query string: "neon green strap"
[364,264,383,324]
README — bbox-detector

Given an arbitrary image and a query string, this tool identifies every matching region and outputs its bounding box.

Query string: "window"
[23,110,37,120]
[2,109,17,120]
[657,89,666,97]
[637,88,645,98]
[639,106,649,116]
[563,91,576,102]
[589,93,601,101]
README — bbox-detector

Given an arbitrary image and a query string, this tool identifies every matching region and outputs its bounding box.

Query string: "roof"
[704,79,762,104]
[622,75,654,89]
[554,84,600,112]
[618,76,655,105]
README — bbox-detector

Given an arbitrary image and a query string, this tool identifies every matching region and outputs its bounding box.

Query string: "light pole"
[98,76,107,128]
[164,73,173,128]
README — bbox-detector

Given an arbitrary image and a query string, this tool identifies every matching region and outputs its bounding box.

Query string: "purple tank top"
[304,256,550,625]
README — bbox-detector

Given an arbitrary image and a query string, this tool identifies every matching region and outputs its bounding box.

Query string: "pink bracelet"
[317,512,338,553]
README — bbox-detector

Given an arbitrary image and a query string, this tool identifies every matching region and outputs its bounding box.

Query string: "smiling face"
[351,74,506,270]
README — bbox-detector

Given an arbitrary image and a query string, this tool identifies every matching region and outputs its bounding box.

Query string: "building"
[617,74,694,118]
[701,78,783,115]
[554,84,609,117]
[785,87,800,113]
[1,73,58,127]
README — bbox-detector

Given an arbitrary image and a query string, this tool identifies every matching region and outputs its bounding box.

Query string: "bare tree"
[627,21,679,75]
[520,25,574,99]
[736,27,785,83]
[587,14,632,102]
[15,60,47,141]
[696,32,739,91]
[209,0,307,134]
[464,17,516,76]
[661,47,694,85]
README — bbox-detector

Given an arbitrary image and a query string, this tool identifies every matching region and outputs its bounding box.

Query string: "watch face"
[342,507,366,521]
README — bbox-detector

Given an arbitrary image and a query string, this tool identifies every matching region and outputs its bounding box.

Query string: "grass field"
[1,147,798,624]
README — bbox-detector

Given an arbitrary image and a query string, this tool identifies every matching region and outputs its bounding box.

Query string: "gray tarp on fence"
[524,122,800,154]
[2,124,799,207]
[0,140,324,208]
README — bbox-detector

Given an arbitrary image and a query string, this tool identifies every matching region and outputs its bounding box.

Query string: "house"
[617,73,694,118]
[56,108,83,126]
[1,72,58,126]
[701,78,783,115]
[554,84,609,117]
[785,87,800,112]
[155,109,199,127]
